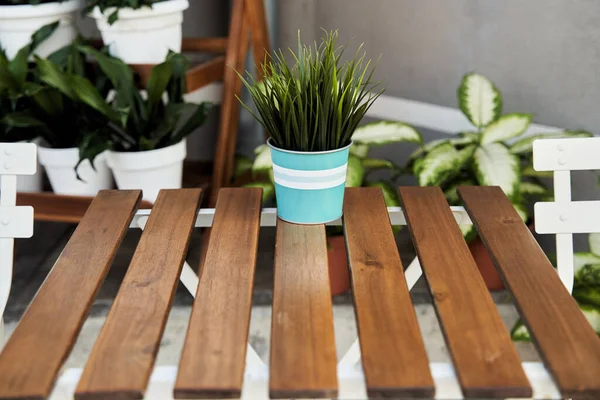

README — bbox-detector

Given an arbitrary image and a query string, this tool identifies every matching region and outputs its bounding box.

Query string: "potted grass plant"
[239,120,421,293]
[0,0,82,60]
[406,72,592,289]
[237,31,383,224]
[85,0,189,64]
[39,44,210,202]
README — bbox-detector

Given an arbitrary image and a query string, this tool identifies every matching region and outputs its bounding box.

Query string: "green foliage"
[237,30,383,152]
[405,73,593,225]
[84,0,165,24]
[40,45,210,153]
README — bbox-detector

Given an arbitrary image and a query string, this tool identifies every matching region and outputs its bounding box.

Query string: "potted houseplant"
[85,0,189,64]
[512,233,600,340]
[0,0,82,60]
[405,72,592,289]
[41,44,210,202]
[240,120,422,294]
[237,31,383,224]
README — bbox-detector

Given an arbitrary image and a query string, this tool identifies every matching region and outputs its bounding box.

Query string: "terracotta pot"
[327,235,351,295]
[469,236,504,290]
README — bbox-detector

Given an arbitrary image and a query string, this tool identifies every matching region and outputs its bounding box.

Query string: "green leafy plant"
[84,0,165,24]
[512,233,600,340]
[236,30,383,152]
[238,121,422,211]
[0,0,65,5]
[37,44,210,156]
[405,73,592,238]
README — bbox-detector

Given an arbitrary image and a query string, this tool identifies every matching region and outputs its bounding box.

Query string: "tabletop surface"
[0,186,599,400]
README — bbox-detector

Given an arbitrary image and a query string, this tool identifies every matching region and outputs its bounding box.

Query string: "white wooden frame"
[0,143,36,346]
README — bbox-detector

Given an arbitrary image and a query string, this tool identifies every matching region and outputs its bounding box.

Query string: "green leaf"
[574,264,600,290]
[481,113,532,145]
[513,203,529,222]
[35,56,76,99]
[351,121,422,145]
[0,111,45,128]
[590,233,600,256]
[579,303,600,334]
[169,102,210,145]
[510,319,531,342]
[473,143,520,200]
[574,253,600,274]
[573,286,600,309]
[519,181,548,196]
[444,179,476,205]
[349,142,369,158]
[0,62,20,93]
[457,73,502,128]
[367,181,400,207]
[510,131,594,154]
[522,165,553,178]
[70,74,124,123]
[345,155,365,187]
[460,131,480,142]
[145,58,173,113]
[418,143,472,186]
[244,182,275,204]
[362,158,393,170]
[252,144,273,172]
[31,87,64,117]
[460,224,477,242]
[235,155,253,178]
[29,21,60,53]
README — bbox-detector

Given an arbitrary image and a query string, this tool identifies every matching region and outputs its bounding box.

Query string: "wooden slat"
[343,187,434,398]
[399,186,531,398]
[0,190,141,400]
[74,189,202,400]
[185,56,226,93]
[458,186,600,399]
[174,188,261,399]
[182,37,228,54]
[269,220,338,399]
[17,192,152,224]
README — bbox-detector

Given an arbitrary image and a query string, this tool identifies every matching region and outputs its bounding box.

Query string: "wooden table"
[0,186,599,400]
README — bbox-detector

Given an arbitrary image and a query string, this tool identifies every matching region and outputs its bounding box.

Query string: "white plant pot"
[106,140,186,203]
[90,0,189,64]
[38,147,113,196]
[0,0,82,60]
[15,138,43,193]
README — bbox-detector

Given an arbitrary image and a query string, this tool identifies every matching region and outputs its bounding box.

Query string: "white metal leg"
[553,170,574,293]
[0,175,17,345]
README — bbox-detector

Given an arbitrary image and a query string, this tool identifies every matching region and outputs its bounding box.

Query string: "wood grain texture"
[210,0,249,204]
[244,0,271,77]
[185,56,225,93]
[182,37,228,54]
[75,189,203,400]
[399,186,531,398]
[0,190,141,400]
[174,188,262,399]
[343,187,434,398]
[270,220,338,399]
[458,186,600,399]
[16,192,151,224]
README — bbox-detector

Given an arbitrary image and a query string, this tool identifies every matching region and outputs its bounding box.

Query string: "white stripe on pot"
[272,164,347,177]
[273,175,347,190]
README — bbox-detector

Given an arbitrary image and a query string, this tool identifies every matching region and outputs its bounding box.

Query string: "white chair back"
[533,137,600,293]
[0,142,36,343]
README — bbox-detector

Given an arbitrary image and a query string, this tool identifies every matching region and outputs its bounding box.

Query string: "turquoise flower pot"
[267,138,351,224]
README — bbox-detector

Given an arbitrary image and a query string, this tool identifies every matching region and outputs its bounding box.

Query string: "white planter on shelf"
[14,138,44,193]
[37,147,113,196]
[106,139,186,203]
[0,0,82,60]
[90,0,189,64]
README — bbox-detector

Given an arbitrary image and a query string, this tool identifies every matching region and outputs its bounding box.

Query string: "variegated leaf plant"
[406,72,592,240]
[238,121,422,210]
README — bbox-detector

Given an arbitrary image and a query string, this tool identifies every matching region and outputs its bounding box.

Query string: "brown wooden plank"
[182,37,228,54]
[174,188,261,399]
[16,192,151,224]
[244,0,271,78]
[269,220,338,399]
[0,190,141,400]
[185,56,226,93]
[399,186,531,398]
[343,187,434,398]
[75,189,202,400]
[458,186,600,399]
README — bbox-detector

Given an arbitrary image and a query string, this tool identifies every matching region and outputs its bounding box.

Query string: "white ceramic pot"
[37,147,113,196]
[90,0,189,64]
[106,139,186,203]
[15,138,43,193]
[0,0,82,60]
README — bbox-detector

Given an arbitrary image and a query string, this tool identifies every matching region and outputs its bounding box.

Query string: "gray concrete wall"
[277,0,600,250]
